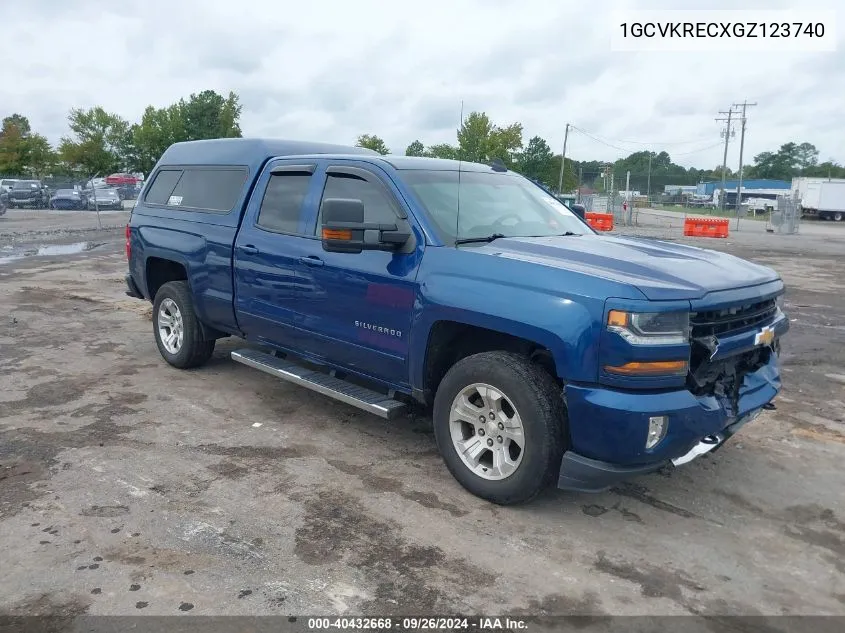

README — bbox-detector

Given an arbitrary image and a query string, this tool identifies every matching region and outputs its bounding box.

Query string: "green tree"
[181,90,242,141]
[25,134,54,178]
[517,136,554,181]
[405,140,425,156]
[58,107,132,176]
[488,122,523,166]
[0,116,29,175]
[424,143,459,159]
[128,90,242,174]
[745,142,821,180]
[130,103,185,174]
[356,134,389,155]
[545,155,578,193]
[457,112,494,162]
[0,114,55,177]
[803,160,845,179]
[3,113,31,136]
[456,111,523,166]
[796,142,819,171]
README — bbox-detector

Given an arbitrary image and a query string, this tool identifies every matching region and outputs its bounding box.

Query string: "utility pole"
[558,123,570,194]
[646,152,652,201]
[715,108,739,212]
[732,101,757,229]
[577,166,583,202]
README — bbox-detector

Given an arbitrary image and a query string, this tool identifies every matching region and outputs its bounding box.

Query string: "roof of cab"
[378,155,511,173]
[156,138,379,173]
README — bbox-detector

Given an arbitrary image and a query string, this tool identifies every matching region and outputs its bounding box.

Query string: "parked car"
[1,178,19,194]
[0,190,7,216]
[106,172,139,187]
[125,138,789,505]
[7,180,49,208]
[87,187,123,210]
[49,189,87,210]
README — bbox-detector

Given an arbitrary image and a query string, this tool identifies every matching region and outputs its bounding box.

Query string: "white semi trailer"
[793,178,845,221]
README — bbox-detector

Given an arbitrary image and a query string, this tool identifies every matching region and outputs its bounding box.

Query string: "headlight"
[607,310,690,346]
[775,294,785,316]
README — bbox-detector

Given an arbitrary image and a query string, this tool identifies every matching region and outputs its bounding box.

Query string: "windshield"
[95,189,118,196]
[14,181,38,189]
[401,169,589,244]
[55,189,76,196]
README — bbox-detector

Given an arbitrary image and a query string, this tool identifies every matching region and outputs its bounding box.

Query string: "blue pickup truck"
[124,138,788,505]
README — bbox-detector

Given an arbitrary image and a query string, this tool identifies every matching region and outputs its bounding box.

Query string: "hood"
[477,234,780,301]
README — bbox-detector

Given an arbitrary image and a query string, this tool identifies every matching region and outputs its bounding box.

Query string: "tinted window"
[256,173,312,234]
[315,173,398,233]
[167,168,247,212]
[144,169,182,205]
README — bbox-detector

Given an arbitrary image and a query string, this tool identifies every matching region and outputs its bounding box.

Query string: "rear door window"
[256,172,313,234]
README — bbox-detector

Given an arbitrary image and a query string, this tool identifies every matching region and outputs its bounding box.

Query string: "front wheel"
[152,281,215,369]
[432,351,567,505]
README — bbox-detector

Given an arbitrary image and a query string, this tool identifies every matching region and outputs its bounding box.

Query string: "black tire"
[152,281,215,369]
[834,212,843,222]
[432,351,567,505]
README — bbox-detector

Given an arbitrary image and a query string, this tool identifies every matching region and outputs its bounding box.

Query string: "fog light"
[646,415,668,449]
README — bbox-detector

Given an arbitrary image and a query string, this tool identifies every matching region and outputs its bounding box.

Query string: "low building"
[696,179,790,197]
[664,185,698,196]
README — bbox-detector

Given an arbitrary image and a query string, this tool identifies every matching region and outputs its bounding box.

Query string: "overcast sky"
[2,0,841,169]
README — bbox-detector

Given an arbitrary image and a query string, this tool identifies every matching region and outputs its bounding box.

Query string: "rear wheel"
[152,281,215,369]
[432,351,567,505]
[834,212,843,222]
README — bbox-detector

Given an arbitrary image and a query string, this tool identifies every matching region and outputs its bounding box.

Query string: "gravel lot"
[1,209,844,619]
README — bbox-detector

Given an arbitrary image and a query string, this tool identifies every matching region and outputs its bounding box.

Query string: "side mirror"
[570,204,586,221]
[321,198,411,254]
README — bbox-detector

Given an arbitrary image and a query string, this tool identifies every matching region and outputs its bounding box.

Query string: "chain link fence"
[578,193,640,227]
[765,193,801,234]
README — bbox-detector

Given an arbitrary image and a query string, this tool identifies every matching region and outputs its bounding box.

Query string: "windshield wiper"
[524,231,582,238]
[454,233,507,245]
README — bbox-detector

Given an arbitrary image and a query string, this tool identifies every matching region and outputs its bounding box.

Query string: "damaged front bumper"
[558,328,786,493]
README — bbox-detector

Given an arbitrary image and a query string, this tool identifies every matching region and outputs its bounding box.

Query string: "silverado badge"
[754,325,775,347]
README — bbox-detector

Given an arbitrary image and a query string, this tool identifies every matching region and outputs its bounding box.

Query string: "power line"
[569,125,713,147]
[569,126,630,151]
[570,126,723,160]
[671,141,725,156]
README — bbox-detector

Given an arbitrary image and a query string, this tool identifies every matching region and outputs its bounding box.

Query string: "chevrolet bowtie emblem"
[754,325,775,347]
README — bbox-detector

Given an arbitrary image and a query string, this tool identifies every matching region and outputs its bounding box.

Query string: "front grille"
[690,298,776,339]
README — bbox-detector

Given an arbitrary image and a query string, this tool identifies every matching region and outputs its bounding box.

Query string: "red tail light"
[125,224,131,260]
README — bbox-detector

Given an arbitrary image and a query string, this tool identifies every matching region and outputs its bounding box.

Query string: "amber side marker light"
[605,360,689,376]
[322,228,352,240]
[607,310,629,327]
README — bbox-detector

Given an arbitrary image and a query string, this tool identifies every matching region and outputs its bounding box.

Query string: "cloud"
[0,0,842,169]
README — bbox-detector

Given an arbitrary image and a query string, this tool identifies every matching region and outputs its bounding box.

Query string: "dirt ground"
[1,209,844,620]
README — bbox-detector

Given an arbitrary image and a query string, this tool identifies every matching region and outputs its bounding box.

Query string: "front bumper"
[558,408,763,492]
[557,346,783,493]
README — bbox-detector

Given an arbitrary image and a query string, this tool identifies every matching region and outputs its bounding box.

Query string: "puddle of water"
[0,241,103,265]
